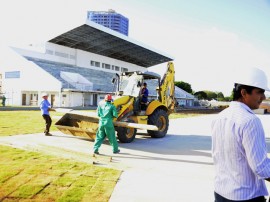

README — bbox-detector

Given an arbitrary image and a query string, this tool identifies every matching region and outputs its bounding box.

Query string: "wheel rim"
[126,128,135,138]
[157,116,166,131]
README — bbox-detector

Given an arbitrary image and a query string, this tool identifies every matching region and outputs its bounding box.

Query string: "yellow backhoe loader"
[55,62,176,143]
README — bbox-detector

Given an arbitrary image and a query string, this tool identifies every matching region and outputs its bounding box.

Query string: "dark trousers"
[42,114,52,134]
[141,103,147,110]
[214,192,266,202]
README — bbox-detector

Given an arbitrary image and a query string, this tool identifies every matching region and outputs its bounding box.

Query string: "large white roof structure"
[48,20,173,68]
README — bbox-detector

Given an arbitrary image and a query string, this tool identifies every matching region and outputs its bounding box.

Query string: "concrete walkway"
[1,114,270,202]
[109,116,215,202]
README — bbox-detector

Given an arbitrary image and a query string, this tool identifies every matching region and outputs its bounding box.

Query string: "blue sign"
[5,71,20,79]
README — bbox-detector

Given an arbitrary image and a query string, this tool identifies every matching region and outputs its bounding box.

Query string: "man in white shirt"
[212,67,270,202]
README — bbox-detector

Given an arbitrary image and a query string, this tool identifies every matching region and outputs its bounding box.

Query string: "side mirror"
[137,81,141,87]
[112,78,116,84]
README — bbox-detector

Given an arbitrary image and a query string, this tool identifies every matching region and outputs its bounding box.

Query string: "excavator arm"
[159,62,175,114]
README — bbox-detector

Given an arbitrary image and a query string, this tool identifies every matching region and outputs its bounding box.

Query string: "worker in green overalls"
[93,94,120,154]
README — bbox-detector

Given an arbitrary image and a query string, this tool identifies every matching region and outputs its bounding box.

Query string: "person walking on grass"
[212,67,270,202]
[93,94,120,154]
[1,95,6,107]
[40,93,55,136]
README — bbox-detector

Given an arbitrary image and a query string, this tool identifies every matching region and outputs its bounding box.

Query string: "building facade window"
[55,51,69,58]
[114,66,120,71]
[45,49,54,55]
[90,60,100,67]
[102,63,111,69]
[121,67,128,72]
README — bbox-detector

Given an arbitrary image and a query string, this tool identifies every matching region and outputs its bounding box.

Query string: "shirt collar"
[230,101,254,114]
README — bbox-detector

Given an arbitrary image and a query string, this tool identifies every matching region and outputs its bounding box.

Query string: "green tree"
[230,90,234,101]
[216,92,225,101]
[175,81,193,94]
[224,96,232,101]
[194,91,207,100]
[204,91,217,101]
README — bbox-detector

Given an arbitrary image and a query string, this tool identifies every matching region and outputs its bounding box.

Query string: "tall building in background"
[87,9,129,36]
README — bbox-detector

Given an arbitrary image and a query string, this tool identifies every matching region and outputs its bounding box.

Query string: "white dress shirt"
[212,101,270,200]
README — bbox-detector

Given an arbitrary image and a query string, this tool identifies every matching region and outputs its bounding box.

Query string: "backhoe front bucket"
[55,111,159,141]
[55,113,99,140]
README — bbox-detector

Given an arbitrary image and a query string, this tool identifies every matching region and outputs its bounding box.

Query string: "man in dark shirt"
[140,82,149,110]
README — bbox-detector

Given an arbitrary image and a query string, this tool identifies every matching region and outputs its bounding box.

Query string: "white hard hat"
[41,92,48,97]
[235,67,270,91]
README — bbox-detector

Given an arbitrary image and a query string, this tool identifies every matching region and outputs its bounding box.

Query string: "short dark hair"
[233,84,260,100]
[143,82,147,86]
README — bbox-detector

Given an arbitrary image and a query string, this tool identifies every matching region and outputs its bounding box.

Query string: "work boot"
[93,151,99,154]
[45,132,52,136]
[113,149,120,154]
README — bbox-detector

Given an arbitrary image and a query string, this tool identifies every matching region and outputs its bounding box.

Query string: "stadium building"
[0,20,195,107]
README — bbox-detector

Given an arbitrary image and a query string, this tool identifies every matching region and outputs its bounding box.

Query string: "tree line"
[175,81,233,101]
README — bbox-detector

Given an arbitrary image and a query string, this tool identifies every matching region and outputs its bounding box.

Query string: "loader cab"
[116,71,161,112]
[118,71,143,97]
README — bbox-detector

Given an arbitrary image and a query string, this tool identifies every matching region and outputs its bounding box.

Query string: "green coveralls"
[93,101,119,153]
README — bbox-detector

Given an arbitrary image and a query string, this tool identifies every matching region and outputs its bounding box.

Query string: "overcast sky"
[1,0,270,96]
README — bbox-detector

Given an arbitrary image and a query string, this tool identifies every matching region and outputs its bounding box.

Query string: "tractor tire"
[116,122,137,143]
[147,109,169,138]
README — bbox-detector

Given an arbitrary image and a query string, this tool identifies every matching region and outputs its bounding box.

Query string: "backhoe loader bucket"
[55,110,159,141]
[55,112,99,140]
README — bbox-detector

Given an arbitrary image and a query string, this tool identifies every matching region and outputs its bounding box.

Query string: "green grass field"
[0,110,200,136]
[0,145,121,201]
[0,110,122,201]
[0,111,65,136]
